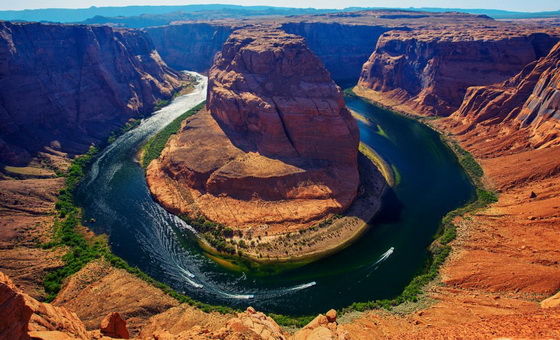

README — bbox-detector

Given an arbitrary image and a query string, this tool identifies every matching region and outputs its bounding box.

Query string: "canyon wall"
[145,23,233,72]
[146,21,388,84]
[358,29,560,116]
[449,41,560,153]
[147,27,362,234]
[0,21,185,166]
[280,22,392,84]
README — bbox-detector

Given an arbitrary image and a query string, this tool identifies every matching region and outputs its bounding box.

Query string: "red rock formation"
[451,41,560,152]
[0,21,185,165]
[358,29,559,116]
[145,11,505,86]
[0,271,89,340]
[207,27,359,164]
[100,312,130,339]
[294,309,348,340]
[147,27,361,234]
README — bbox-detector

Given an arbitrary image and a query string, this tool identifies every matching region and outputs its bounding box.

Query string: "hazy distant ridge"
[0,4,559,24]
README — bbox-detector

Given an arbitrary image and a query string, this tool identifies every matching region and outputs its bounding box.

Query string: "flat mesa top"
[226,27,306,49]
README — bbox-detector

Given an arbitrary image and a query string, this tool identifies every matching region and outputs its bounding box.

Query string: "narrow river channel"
[75,72,475,315]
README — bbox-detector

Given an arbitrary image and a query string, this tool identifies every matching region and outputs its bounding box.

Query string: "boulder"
[100,312,130,339]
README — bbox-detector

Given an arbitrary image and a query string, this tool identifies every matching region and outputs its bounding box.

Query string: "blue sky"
[1,0,558,12]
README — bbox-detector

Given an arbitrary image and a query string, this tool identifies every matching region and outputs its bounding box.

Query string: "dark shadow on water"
[368,186,404,226]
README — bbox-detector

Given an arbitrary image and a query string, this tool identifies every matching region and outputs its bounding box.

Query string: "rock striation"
[145,11,503,86]
[280,22,392,83]
[450,41,560,152]
[147,27,361,235]
[0,21,185,166]
[100,312,130,339]
[0,271,89,340]
[145,23,233,73]
[358,29,560,116]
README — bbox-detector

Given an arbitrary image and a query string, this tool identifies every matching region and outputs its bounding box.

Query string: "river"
[75,72,475,315]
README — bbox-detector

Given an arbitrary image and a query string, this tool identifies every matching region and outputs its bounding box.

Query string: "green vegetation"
[141,101,205,168]
[341,151,496,314]
[39,107,237,315]
[40,89,500,327]
[269,313,315,328]
[42,146,102,301]
[154,80,199,111]
[107,119,141,144]
[343,87,358,98]
[336,92,499,317]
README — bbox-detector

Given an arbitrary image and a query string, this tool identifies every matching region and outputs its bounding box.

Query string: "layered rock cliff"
[0,21,185,166]
[358,29,560,116]
[280,22,392,84]
[0,271,89,340]
[145,23,233,72]
[147,27,362,236]
[448,41,560,153]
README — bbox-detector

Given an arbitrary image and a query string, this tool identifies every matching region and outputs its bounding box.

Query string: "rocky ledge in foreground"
[146,27,385,262]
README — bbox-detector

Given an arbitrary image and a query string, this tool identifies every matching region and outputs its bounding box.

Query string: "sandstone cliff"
[0,271,89,340]
[145,23,233,73]
[358,29,560,116]
[145,11,502,88]
[280,22,391,84]
[147,27,362,237]
[0,21,185,166]
[450,41,560,154]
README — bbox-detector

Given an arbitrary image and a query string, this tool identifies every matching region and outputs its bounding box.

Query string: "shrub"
[141,102,205,168]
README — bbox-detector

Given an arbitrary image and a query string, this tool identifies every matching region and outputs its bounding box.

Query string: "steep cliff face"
[451,41,560,151]
[147,28,361,234]
[358,29,560,116]
[207,27,359,165]
[280,22,392,84]
[0,21,185,165]
[0,271,89,340]
[145,23,233,72]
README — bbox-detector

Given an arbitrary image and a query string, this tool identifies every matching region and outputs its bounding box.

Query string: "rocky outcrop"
[100,312,130,339]
[145,23,233,72]
[450,41,560,151]
[0,21,185,166]
[147,27,361,235]
[0,271,89,340]
[280,22,392,84]
[293,309,349,340]
[358,29,560,116]
[207,28,359,164]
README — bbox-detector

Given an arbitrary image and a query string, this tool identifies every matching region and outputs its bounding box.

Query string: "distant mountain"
[0,5,337,23]
[78,7,341,28]
[404,7,560,19]
[0,4,558,26]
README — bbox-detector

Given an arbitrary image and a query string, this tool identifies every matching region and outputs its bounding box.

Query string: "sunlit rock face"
[147,27,361,233]
[358,29,559,116]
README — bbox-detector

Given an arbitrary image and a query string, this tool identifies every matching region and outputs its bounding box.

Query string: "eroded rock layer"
[0,21,185,165]
[451,41,560,151]
[280,22,391,83]
[145,23,233,72]
[147,28,360,233]
[358,28,560,116]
